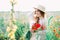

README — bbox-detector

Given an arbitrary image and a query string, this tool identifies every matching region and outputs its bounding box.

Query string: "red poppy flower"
[32,23,41,31]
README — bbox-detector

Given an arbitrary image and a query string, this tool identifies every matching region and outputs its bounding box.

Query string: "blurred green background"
[0,11,60,40]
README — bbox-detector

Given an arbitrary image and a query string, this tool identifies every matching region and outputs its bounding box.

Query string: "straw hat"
[34,5,45,12]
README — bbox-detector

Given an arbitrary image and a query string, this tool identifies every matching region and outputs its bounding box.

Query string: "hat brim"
[33,7,45,12]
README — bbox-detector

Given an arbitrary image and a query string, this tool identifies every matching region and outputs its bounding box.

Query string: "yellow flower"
[8,31,16,39]
[10,34,15,39]
[10,0,17,4]
[55,16,60,19]
[10,0,13,2]
[8,32,14,37]
[50,26,53,29]
[12,25,17,32]
[6,27,11,32]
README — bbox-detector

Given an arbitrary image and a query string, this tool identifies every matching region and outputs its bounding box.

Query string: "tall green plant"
[15,19,29,40]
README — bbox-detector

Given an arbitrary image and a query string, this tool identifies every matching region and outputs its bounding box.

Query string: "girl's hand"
[41,25,46,30]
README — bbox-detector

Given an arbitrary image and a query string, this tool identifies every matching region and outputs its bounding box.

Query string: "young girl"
[31,16,41,32]
[30,5,46,40]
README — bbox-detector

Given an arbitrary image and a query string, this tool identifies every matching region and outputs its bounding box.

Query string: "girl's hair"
[37,17,39,23]
[37,9,45,18]
[34,9,45,23]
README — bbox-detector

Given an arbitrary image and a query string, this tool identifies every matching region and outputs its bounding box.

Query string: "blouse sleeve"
[29,20,35,30]
[40,18,47,30]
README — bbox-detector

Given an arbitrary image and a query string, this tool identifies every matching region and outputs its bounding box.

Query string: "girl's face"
[34,8,41,17]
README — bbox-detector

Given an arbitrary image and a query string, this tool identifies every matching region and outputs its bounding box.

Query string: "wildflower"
[32,23,41,31]
[53,29,56,33]
[55,33,59,38]
[7,27,11,32]
[12,25,17,32]
[50,26,53,29]
[58,28,60,31]
[8,32,14,37]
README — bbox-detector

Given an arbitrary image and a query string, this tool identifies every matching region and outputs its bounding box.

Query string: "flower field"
[0,12,60,40]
